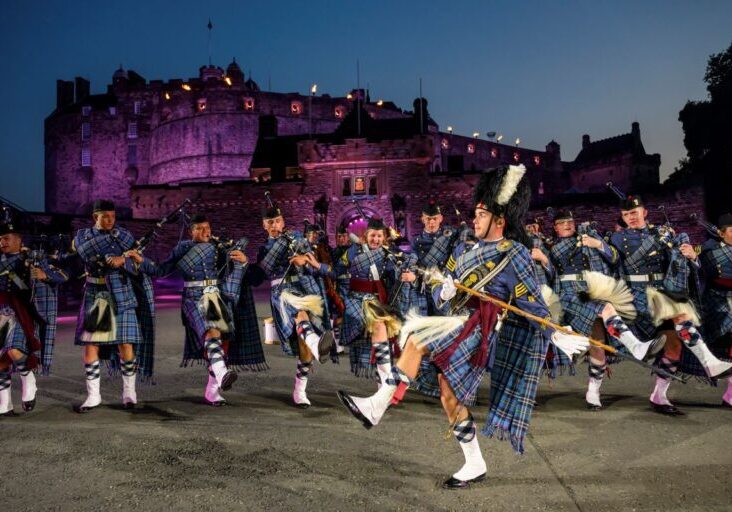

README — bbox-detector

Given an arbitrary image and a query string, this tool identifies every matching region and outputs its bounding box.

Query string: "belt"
[271,276,299,287]
[559,274,582,282]
[183,279,219,288]
[626,273,665,283]
[712,277,732,291]
[349,277,388,304]
[86,276,106,285]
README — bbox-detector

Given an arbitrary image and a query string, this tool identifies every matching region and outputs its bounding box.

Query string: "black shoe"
[0,409,17,417]
[206,399,227,407]
[721,400,732,409]
[22,399,36,412]
[317,330,335,363]
[643,335,667,361]
[712,367,732,380]
[586,402,602,411]
[649,401,685,416]
[442,473,487,490]
[73,403,99,414]
[293,401,310,410]
[121,401,136,410]
[336,390,373,430]
[220,370,237,391]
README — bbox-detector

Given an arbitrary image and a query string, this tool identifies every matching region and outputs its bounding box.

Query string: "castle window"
[334,105,346,119]
[353,177,366,194]
[513,151,520,162]
[368,177,378,196]
[127,144,137,165]
[342,178,351,196]
[533,155,541,166]
[290,101,303,115]
[127,121,138,139]
[441,138,449,150]
[539,181,545,195]
[197,98,207,113]
[81,122,91,141]
[490,147,499,159]
[81,145,91,167]
[82,105,91,117]
[467,143,475,154]
[109,106,117,116]
[133,100,142,115]
[243,97,255,111]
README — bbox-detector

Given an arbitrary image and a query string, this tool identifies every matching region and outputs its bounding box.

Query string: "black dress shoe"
[220,370,238,391]
[713,367,732,380]
[586,402,602,411]
[22,399,36,412]
[336,390,373,430]
[317,331,335,363]
[442,473,487,490]
[0,410,18,417]
[721,400,732,409]
[644,335,667,361]
[73,403,99,414]
[649,401,685,416]
[206,399,227,407]
[121,402,136,410]
[293,401,310,409]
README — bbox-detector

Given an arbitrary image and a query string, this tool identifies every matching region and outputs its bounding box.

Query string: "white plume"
[496,164,526,206]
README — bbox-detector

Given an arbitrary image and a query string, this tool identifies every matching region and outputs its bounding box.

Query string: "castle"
[45,60,662,241]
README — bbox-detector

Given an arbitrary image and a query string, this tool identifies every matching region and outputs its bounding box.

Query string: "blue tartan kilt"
[180,289,234,347]
[0,305,30,354]
[559,282,605,336]
[702,289,732,344]
[348,338,377,378]
[341,291,372,346]
[424,321,491,407]
[74,285,142,346]
[411,357,441,398]
[269,280,324,358]
[397,285,428,317]
[627,283,657,339]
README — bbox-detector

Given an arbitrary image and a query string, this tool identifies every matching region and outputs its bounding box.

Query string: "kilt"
[424,320,487,407]
[180,287,234,364]
[626,282,659,339]
[0,305,28,354]
[348,339,377,378]
[340,291,371,346]
[410,357,441,398]
[74,283,142,347]
[702,289,732,343]
[558,280,606,336]
[270,276,325,358]
[229,285,268,371]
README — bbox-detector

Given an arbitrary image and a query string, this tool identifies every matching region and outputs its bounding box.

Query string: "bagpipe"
[689,212,720,239]
[133,198,192,253]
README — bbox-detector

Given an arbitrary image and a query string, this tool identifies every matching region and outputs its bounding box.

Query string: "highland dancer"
[549,209,665,409]
[0,222,68,415]
[338,165,590,488]
[609,195,732,415]
[335,216,402,384]
[257,199,334,408]
[129,213,261,406]
[72,200,154,412]
[698,213,732,407]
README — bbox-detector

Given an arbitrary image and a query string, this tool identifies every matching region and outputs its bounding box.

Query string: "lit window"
[197,98,207,112]
[133,100,142,114]
[290,101,303,115]
[82,105,91,116]
[81,145,91,167]
[441,138,449,150]
[243,97,255,111]
[354,177,366,194]
[109,106,117,116]
[490,147,498,158]
[127,122,138,139]
[467,144,475,154]
[81,122,91,141]
[513,151,520,162]
[334,105,345,118]
[533,155,541,166]
[539,181,545,195]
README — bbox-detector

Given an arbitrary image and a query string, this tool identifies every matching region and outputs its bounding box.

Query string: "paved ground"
[2,295,731,512]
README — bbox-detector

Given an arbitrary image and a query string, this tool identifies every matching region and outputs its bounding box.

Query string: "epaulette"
[497,240,513,252]
[446,255,456,272]
[694,245,702,255]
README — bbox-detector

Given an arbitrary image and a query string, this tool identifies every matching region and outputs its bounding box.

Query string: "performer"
[610,196,732,415]
[525,219,554,287]
[129,213,260,406]
[337,165,589,488]
[71,200,153,412]
[258,200,334,408]
[550,210,664,409]
[698,213,732,407]
[0,222,68,415]
[335,217,402,384]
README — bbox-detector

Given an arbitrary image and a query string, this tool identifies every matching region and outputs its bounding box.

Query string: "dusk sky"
[1,0,731,211]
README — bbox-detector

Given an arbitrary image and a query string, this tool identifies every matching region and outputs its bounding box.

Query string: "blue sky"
[1,0,731,210]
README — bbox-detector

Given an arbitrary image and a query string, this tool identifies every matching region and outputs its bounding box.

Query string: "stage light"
[181,83,192,91]
[496,134,503,142]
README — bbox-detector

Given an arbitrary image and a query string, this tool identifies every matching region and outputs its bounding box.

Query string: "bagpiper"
[609,195,732,415]
[549,209,665,409]
[71,200,154,412]
[129,213,263,406]
[0,222,68,415]
[698,213,732,407]
[337,165,589,489]
[257,199,334,408]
